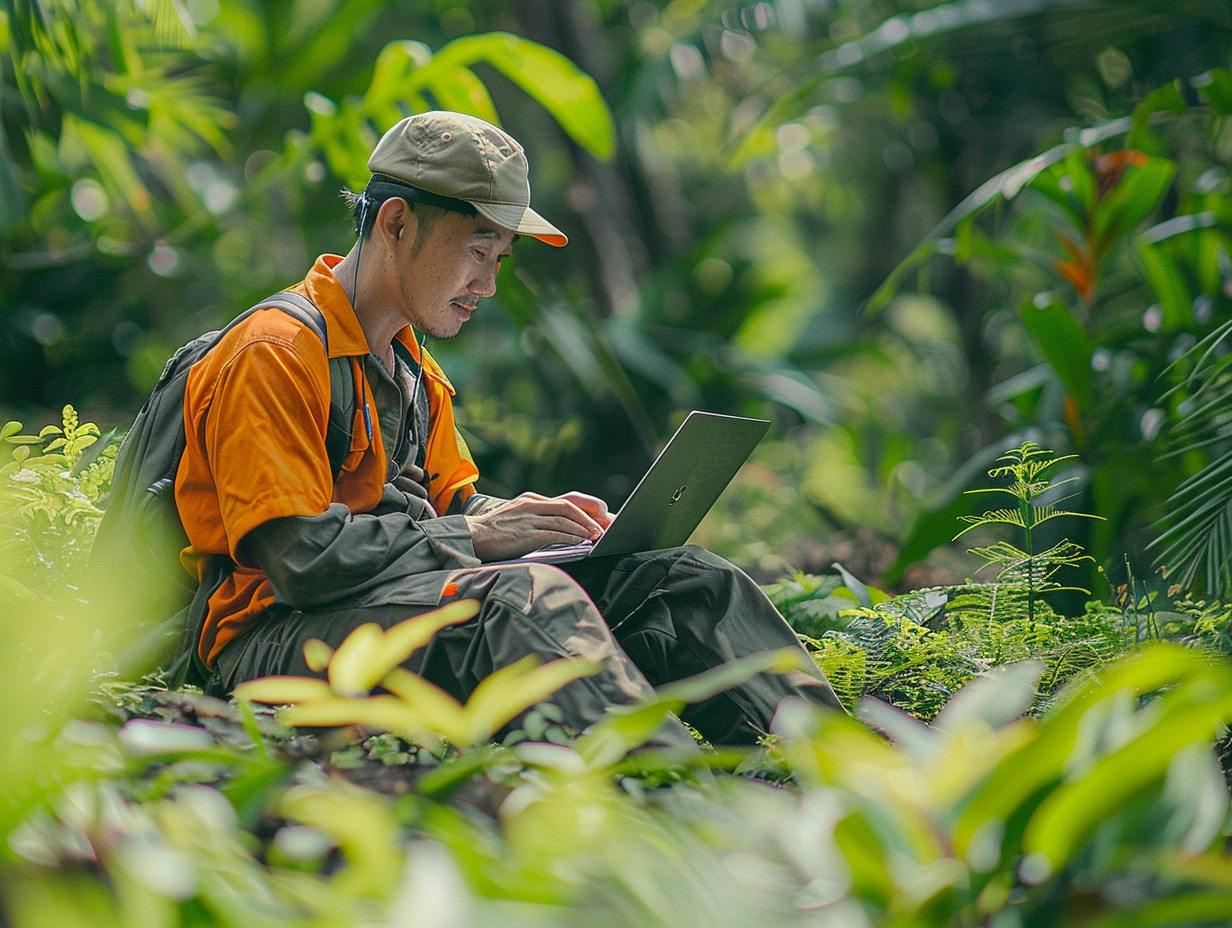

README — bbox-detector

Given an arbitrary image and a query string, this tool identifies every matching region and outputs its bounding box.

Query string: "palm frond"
[1152,320,1232,596]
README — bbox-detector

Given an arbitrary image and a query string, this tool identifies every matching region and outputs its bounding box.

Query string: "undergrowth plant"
[9,635,1232,927]
[2,408,1232,925]
[768,444,1205,720]
[0,406,115,603]
[954,441,1104,625]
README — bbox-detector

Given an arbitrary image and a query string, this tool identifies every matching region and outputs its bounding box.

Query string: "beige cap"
[367,111,567,247]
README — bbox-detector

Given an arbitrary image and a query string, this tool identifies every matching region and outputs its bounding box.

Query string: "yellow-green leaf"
[431,32,615,159]
[234,675,336,705]
[380,666,467,744]
[327,622,387,696]
[276,694,409,732]
[463,655,601,745]
[303,638,334,672]
[372,599,480,678]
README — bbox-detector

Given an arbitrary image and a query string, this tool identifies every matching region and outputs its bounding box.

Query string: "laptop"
[518,410,770,564]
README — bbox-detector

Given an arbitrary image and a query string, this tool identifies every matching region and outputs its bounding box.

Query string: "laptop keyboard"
[520,538,596,561]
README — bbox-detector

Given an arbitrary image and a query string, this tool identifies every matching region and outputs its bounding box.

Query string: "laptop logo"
[669,485,687,506]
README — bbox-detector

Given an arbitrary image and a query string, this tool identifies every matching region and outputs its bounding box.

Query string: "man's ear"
[375,197,414,246]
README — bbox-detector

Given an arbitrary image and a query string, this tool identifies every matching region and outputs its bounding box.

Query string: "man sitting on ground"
[174,110,843,747]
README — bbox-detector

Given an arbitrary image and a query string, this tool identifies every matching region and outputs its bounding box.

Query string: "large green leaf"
[305,32,615,193]
[1138,223,1205,330]
[1017,295,1094,413]
[1022,693,1232,872]
[1194,66,1232,115]
[951,645,1230,861]
[426,33,615,159]
[575,647,810,765]
[425,67,500,123]
[1030,149,1096,230]
[1093,154,1176,249]
[864,119,1132,314]
[1085,893,1232,928]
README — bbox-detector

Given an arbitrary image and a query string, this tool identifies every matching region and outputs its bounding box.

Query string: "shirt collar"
[303,254,453,391]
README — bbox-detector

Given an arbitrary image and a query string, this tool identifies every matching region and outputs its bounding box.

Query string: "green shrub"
[5,411,1232,927]
[0,406,114,602]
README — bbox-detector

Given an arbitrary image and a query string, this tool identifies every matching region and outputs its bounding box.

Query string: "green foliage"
[762,572,865,639]
[0,405,112,600]
[770,644,1232,927]
[8,640,1232,926]
[2,407,1232,925]
[771,569,1232,722]
[1151,318,1232,597]
[957,442,1103,623]
[4,0,1230,595]
[879,66,1232,592]
[235,600,604,751]
[3,0,232,236]
[304,31,615,191]
[6,1,1232,920]
[768,444,1127,718]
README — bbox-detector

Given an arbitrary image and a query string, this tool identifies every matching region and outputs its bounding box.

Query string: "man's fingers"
[536,509,601,540]
[515,495,604,537]
[557,491,612,527]
[468,492,609,562]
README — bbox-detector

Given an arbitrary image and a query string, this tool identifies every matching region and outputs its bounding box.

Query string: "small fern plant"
[954,442,1104,625]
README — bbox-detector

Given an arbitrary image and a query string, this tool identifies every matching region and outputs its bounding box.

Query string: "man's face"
[393,209,515,339]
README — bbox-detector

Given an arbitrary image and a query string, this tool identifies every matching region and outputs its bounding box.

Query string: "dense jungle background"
[6,1,1232,926]
[5,0,1230,596]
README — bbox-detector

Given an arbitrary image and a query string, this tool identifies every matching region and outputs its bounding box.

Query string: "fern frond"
[955,508,1027,538]
[966,541,1031,571]
[1028,505,1106,529]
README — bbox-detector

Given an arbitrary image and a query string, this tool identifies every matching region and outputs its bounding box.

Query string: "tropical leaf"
[430,33,615,159]
[575,647,810,766]
[233,676,336,705]
[863,119,1132,313]
[307,31,616,192]
[460,655,600,745]
[1152,319,1232,595]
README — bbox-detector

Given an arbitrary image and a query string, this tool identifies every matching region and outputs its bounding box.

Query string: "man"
[177,111,841,747]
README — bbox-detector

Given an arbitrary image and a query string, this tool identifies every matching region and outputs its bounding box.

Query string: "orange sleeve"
[180,324,335,562]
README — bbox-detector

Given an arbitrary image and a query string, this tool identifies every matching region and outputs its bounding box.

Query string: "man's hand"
[466,491,613,562]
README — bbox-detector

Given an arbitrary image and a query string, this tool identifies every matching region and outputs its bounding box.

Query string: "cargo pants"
[215,545,843,748]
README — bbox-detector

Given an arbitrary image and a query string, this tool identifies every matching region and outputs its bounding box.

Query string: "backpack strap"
[253,292,327,344]
[325,357,354,481]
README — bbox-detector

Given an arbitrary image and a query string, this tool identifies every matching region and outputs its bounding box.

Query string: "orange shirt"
[175,255,479,666]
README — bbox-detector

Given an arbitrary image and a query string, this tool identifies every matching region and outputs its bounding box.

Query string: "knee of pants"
[461,562,594,616]
[455,563,633,677]
[653,544,748,579]
[666,545,755,607]
[451,563,617,656]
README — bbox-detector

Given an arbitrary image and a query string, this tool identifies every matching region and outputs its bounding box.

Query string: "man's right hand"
[465,492,609,562]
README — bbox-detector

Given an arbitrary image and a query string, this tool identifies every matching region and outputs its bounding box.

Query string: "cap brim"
[472,202,568,247]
